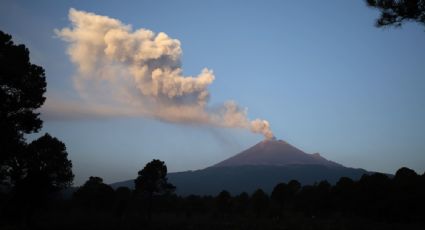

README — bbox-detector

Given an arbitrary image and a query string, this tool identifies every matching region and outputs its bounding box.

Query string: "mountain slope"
[111,165,368,196]
[213,139,342,168]
[111,139,371,195]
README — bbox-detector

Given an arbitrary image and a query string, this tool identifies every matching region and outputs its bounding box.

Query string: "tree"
[0,30,46,183]
[114,186,132,219]
[9,133,73,225]
[134,159,175,221]
[216,190,232,216]
[0,30,73,189]
[184,195,206,217]
[135,159,175,195]
[234,192,250,215]
[392,167,420,221]
[251,189,269,217]
[315,180,332,215]
[358,173,391,201]
[366,0,425,27]
[13,134,73,200]
[333,177,356,213]
[393,167,419,194]
[395,167,418,182]
[74,176,114,209]
[287,180,301,197]
[271,183,288,215]
[0,31,73,226]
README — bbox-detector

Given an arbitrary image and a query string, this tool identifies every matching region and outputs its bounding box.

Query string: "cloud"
[51,8,274,139]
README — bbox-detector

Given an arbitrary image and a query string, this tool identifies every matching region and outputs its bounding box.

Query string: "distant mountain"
[213,139,342,168]
[111,139,371,195]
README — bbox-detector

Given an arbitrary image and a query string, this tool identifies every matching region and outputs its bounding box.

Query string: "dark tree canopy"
[234,192,250,214]
[0,30,47,187]
[366,0,425,27]
[287,179,301,196]
[2,165,425,228]
[74,176,114,208]
[135,159,175,196]
[216,190,232,213]
[271,183,288,207]
[0,31,73,203]
[0,31,46,163]
[13,133,74,200]
[134,159,175,222]
[395,166,418,179]
[24,133,74,190]
[394,167,419,187]
[251,188,269,216]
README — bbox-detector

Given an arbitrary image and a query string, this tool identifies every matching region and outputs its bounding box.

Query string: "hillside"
[111,139,370,195]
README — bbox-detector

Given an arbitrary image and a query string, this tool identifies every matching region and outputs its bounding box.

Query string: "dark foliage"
[0,31,73,194]
[74,176,114,209]
[135,159,175,196]
[0,30,46,185]
[10,134,74,214]
[251,189,269,217]
[161,164,369,196]
[134,159,175,222]
[24,134,73,190]
[366,0,425,27]
[271,182,289,211]
[1,165,424,229]
[0,29,423,229]
[216,190,232,216]
[0,30,73,228]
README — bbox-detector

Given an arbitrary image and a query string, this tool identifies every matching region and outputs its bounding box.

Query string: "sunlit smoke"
[53,8,274,139]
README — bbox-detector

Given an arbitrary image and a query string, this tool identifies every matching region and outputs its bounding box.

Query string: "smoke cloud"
[54,8,274,139]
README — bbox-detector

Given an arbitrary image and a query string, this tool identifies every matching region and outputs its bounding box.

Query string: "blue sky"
[1,0,424,185]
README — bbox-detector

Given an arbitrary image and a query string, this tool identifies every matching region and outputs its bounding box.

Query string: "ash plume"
[54,8,274,139]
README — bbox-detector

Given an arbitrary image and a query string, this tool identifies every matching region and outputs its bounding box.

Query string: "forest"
[2,1,425,228]
[1,160,424,230]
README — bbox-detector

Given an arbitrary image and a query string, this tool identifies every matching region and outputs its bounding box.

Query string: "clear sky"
[1,0,424,185]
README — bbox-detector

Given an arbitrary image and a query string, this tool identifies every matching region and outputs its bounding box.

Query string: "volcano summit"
[214,139,342,168]
[112,139,370,195]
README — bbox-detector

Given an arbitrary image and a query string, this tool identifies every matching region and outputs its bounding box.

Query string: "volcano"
[111,139,370,195]
[213,139,342,168]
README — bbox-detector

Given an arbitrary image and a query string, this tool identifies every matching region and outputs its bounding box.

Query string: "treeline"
[1,23,425,229]
[2,161,424,229]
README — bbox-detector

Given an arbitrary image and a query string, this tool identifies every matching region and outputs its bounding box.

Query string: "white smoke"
[54,8,274,139]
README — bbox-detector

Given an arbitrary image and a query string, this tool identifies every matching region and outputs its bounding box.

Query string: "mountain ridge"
[213,139,342,168]
[110,139,375,195]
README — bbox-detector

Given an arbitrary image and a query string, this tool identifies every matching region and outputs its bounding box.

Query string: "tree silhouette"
[114,186,131,219]
[16,133,73,191]
[1,165,424,228]
[271,182,288,216]
[14,134,72,193]
[287,180,301,197]
[333,177,356,214]
[0,30,46,185]
[11,133,73,225]
[366,0,425,27]
[74,176,114,209]
[394,167,418,184]
[134,159,175,222]
[234,192,250,216]
[392,167,420,221]
[315,180,332,215]
[216,190,232,216]
[0,31,74,227]
[251,189,269,217]
[184,195,206,218]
